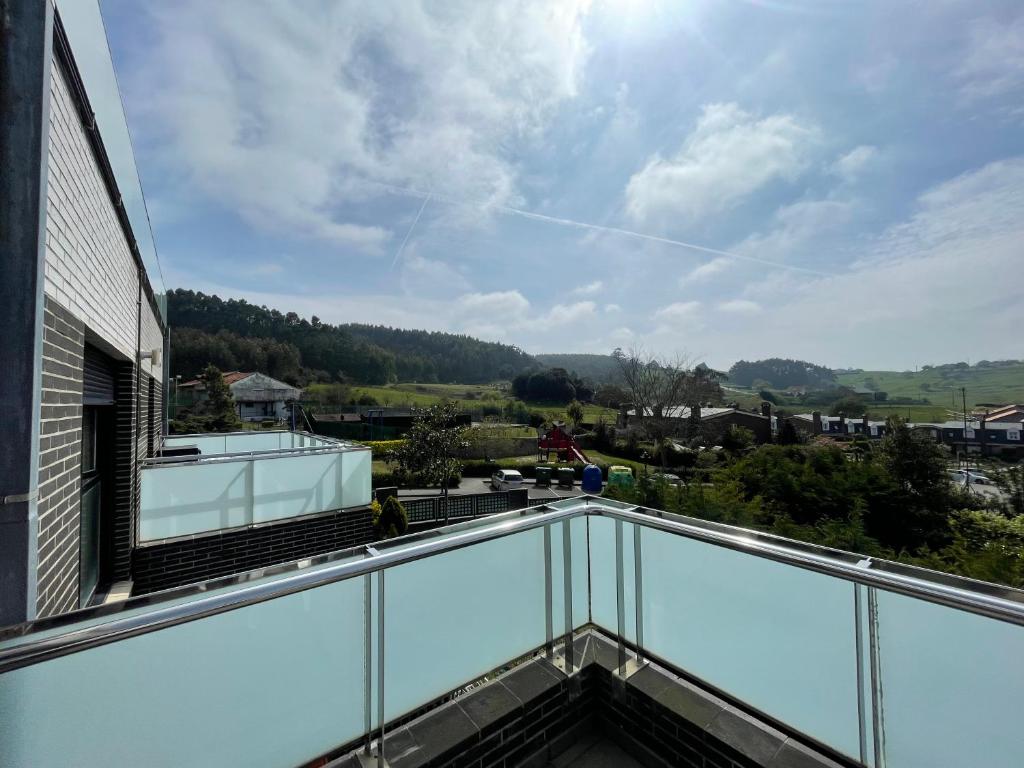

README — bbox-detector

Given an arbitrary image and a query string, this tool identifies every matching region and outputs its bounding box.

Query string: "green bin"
[608,465,635,489]
[557,467,575,488]
[535,466,552,487]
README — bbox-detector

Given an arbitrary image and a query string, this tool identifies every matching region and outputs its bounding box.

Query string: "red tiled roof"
[179,371,252,388]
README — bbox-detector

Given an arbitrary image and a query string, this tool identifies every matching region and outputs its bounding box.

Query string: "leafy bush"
[373,496,409,539]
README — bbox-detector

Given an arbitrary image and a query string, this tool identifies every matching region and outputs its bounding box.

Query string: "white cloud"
[678,257,731,287]
[604,303,621,313]
[625,103,817,227]
[399,252,471,298]
[718,299,761,314]
[727,157,1024,368]
[830,145,877,181]
[732,199,856,265]
[541,301,597,326]
[571,279,604,296]
[128,0,593,250]
[652,301,703,335]
[955,15,1024,103]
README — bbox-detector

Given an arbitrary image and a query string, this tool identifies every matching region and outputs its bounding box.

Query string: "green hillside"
[835,362,1024,412]
[533,353,620,383]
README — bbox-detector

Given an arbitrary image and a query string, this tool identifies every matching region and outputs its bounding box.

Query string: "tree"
[878,416,953,550]
[373,496,409,539]
[995,466,1024,518]
[594,384,628,409]
[566,400,584,432]
[391,403,467,522]
[728,358,836,389]
[829,396,867,418]
[198,365,242,432]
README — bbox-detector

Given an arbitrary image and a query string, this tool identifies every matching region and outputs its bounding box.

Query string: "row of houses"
[789,408,1024,459]
[617,400,1024,459]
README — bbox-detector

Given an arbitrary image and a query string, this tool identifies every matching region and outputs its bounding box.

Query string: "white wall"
[43,55,163,382]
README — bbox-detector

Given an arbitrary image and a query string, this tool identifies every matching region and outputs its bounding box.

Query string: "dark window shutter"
[83,345,116,405]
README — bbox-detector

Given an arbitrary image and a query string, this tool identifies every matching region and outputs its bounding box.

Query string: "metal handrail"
[141,441,369,468]
[3,497,1024,673]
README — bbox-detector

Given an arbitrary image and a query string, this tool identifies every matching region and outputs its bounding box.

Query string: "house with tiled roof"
[177,371,301,422]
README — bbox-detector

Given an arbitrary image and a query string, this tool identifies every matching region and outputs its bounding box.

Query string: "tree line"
[728,357,837,389]
[608,418,1024,589]
[168,289,535,385]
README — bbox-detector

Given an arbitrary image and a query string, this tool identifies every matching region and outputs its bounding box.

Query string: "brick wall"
[36,297,85,617]
[43,50,141,362]
[131,507,374,595]
[111,361,138,582]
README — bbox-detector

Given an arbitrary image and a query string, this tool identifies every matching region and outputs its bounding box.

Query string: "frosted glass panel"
[252,453,343,523]
[875,591,1024,768]
[383,530,546,720]
[226,432,283,453]
[589,515,617,631]
[640,528,861,760]
[547,520,590,638]
[342,450,372,508]
[140,461,250,540]
[164,434,228,454]
[0,578,366,768]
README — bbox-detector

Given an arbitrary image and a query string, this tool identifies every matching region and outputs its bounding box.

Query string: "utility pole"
[961,387,970,485]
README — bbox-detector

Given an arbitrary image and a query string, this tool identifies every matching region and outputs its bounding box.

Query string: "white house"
[180,371,302,422]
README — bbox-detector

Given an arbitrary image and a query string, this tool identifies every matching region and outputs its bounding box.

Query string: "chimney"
[862,414,869,436]
[760,401,772,418]
[839,415,846,434]
[812,411,822,434]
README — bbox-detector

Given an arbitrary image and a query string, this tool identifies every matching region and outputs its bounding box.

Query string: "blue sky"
[100,0,1024,370]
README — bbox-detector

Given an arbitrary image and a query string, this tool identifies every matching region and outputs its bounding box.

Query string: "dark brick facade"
[131,507,375,595]
[36,297,85,617]
[111,360,138,581]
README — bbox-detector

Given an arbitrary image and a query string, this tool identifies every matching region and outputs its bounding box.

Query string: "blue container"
[581,464,603,493]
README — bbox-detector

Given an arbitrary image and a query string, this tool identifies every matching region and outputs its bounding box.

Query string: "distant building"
[620,404,773,444]
[788,412,891,439]
[984,404,1024,424]
[177,371,301,422]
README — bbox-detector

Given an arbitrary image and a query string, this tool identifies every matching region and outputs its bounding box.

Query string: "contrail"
[370,180,832,277]
[389,194,430,270]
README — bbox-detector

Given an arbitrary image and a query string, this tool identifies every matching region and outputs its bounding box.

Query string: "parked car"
[949,469,992,485]
[491,469,524,491]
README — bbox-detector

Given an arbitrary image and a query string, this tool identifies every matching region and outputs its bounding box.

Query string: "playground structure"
[537,422,590,464]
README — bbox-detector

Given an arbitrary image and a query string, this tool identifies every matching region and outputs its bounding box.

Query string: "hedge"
[361,439,406,459]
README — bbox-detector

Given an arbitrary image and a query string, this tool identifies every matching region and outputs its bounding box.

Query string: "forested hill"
[167,289,535,385]
[533,354,621,383]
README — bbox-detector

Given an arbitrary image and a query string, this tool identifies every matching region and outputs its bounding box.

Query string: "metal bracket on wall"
[1,489,38,505]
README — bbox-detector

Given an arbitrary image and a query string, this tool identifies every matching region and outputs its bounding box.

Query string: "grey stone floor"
[548,728,645,768]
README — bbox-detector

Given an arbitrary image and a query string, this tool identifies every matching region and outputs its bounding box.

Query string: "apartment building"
[1,0,166,624]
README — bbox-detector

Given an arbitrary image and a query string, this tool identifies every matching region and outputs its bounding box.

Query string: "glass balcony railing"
[139,431,371,541]
[2,497,1023,768]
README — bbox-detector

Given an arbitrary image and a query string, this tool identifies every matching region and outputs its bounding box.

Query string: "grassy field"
[346,382,617,423]
[835,364,1024,411]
